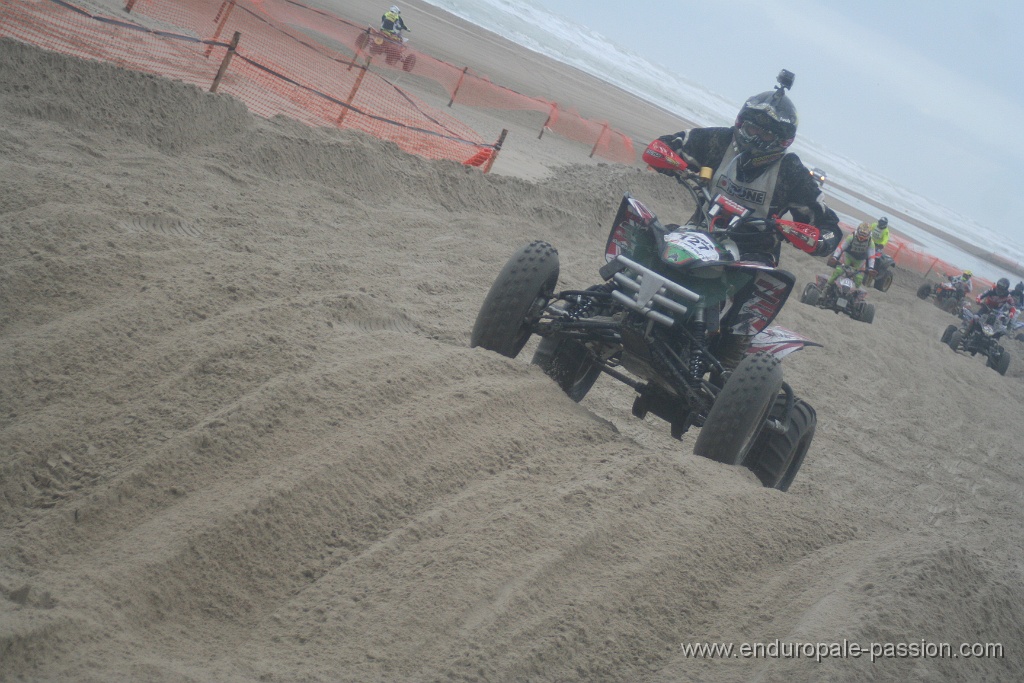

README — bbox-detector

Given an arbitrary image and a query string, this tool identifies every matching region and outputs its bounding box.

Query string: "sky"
[517,0,1024,250]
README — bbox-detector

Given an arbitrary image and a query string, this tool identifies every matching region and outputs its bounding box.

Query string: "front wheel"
[800,283,820,306]
[917,283,933,300]
[531,334,601,402]
[402,53,417,72]
[988,348,1011,375]
[857,302,875,324]
[940,324,957,344]
[470,241,559,358]
[875,270,893,292]
[745,397,817,491]
[693,352,783,467]
[947,329,962,352]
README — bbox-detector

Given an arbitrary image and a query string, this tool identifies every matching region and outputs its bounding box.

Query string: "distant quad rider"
[976,277,1016,314]
[951,269,974,296]
[1012,281,1024,308]
[654,71,842,368]
[869,216,890,254]
[381,5,409,35]
[826,222,875,287]
[863,216,890,286]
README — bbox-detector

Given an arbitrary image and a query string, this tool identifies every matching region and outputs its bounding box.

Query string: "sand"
[1,1,1023,681]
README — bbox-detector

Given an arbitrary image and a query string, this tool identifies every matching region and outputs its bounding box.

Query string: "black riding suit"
[657,127,842,264]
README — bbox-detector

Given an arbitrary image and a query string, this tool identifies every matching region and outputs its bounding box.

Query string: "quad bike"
[354,27,417,72]
[800,264,875,323]
[917,276,967,315]
[470,139,822,492]
[941,305,1013,375]
[864,252,894,292]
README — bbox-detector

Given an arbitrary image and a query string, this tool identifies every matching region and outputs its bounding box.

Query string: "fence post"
[924,256,938,279]
[124,0,139,12]
[209,31,241,93]
[448,67,469,107]
[205,0,238,58]
[337,60,370,126]
[482,129,508,174]
[589,122,609,158]
[538,104,555,139]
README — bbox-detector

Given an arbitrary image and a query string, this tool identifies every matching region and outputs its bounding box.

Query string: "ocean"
[422,0,1024,284]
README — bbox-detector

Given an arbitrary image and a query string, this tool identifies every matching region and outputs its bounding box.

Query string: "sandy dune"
[1,9,1023,682]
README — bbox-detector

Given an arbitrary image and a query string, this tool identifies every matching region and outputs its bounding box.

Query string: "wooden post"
[589,122,609,158]
[349,28,371,71]
[337,60,370,126]
[482,129,508,174]
[924,256,938,279]
[204,0,237,58]
[448,67,469,107]
[538,104,555,139]
[124,0,139,12]
[209,31,240,93]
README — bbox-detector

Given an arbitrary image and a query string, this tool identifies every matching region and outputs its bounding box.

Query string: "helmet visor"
[739,120,779,145]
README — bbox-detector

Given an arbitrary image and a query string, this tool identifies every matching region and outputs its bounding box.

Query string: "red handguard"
[642,139,688,174]
[774,219,821,254]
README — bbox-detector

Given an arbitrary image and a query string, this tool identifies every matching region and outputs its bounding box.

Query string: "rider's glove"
[826,256,838,267]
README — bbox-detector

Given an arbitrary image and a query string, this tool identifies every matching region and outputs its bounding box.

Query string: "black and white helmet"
[734,70,798,164]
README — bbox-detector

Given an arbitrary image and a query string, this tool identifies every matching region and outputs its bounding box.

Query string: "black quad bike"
[469,140,821,491]
[941,305,1013,375]
[917,276,968,316]
[800,264,875,323]
[865,252,894,292]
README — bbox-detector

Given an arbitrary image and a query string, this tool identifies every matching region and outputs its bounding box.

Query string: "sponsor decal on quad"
[665,231,719,261]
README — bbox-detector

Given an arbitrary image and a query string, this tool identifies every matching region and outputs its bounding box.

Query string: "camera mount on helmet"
[770,70,795,106]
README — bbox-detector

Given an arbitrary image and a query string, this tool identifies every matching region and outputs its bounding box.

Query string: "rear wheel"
[917,283,933,300]
[402,53,417,72]
[745,397,817,491]
[940,324,957,344]
[947,329,962,352]
[532,335,600,402]
[693,352,783,467]
[875,270,893,292]
[470,241,559,358]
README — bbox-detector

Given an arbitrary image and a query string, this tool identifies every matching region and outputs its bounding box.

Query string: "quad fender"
[748,325,822,360]
[723,269,797,336]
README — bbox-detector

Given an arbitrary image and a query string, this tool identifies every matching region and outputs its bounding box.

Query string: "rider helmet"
[390,5,400,13]
[733,72,798,165]
[855,222,871,241]
[962,270,972,278]
[877,217,888,228]
[997,277,1010,294]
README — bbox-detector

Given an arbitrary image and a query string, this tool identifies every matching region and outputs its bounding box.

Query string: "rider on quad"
[976,277,1015,314]
[952,269,974,295]
[826,222,876,288]
[381,5,409,36]
[653,70,842,367]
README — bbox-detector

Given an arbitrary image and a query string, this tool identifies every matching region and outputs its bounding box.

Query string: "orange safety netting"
[1,0,498,167]
[243,0,636,164]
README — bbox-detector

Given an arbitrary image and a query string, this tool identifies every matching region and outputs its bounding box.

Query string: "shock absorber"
[688,309,706,387]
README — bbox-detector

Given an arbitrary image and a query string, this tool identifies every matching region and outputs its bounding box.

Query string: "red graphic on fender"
[731,272,788,334]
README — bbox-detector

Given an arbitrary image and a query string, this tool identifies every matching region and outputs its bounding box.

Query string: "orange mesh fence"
[238,0,636,164]
[1,0,498,167]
